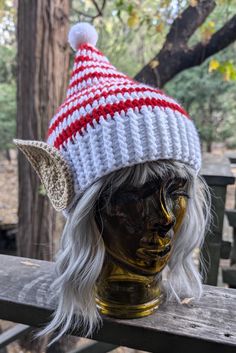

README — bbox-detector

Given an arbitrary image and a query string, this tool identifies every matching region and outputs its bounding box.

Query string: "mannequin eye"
[166,178,189,199]
[110,192,139,205]
[171,190,190,199]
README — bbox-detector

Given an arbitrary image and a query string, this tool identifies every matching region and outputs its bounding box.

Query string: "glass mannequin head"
[96,175,188,276]
[39,160,210,341]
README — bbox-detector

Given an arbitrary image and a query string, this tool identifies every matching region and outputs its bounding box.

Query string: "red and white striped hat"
[21,22,200,211]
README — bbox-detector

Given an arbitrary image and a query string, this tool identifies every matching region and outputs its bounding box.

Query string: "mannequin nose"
[149,220,175,237]
[145,190,175,236]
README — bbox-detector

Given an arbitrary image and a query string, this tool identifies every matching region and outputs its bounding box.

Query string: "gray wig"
[40,160,211,343]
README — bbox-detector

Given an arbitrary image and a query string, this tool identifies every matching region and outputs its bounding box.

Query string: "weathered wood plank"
[0,255,236,353]
[0,324,31,349]
[201,184,228,285]
[68,341,118,353]
[200,155,235,285]
[225,152,236,165]
[201,154,235,186]
[222,265,236,287]
[226,210,236,228]
[221,241,232,259]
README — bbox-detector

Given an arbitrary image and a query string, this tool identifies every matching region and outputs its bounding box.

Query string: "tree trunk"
[17,0,70,260]
[206,141,212,153]
[17,1,76,352]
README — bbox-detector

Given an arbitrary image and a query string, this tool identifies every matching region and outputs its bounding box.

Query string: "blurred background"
[0,0,236,352]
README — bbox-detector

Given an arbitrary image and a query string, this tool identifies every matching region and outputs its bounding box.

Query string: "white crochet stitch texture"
[46,22,201,211]
[56,105,200,207]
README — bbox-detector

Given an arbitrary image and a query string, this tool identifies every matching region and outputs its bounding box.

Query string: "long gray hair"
[40,160,211,343]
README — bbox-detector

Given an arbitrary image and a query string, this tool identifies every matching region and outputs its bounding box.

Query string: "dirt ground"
[0,144,236,353]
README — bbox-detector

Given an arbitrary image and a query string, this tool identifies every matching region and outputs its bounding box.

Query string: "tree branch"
[72,1,106,20]
[189,14,236,65]
[91,0,102,15]
[72,8,96,19]
[134,1,236,87]
[164,0,215,48]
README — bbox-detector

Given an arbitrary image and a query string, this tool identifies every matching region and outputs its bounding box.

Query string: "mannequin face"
[96,177,189,276]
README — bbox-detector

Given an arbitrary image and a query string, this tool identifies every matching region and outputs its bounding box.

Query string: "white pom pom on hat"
[68,22,98,51]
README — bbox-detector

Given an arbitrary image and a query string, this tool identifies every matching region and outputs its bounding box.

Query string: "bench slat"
[0,255,236,353]
[0,324,31,348]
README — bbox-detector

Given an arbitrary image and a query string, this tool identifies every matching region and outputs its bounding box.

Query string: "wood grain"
[201,154,235,186]
[0,255,236,353]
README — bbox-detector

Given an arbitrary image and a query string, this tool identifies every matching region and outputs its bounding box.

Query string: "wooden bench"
[224,152,236,165]
[222,153,236,287]
[201,154,235,285]
[0,154,235,351]
[0,254,235,353]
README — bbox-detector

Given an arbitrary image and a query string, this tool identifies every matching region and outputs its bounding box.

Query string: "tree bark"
[17,0,69,260]
[206,141,212,153]
[17,1,76,352]
[135,1,236,87]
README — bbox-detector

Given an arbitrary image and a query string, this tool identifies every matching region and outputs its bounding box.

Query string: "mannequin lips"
[136,244,171,260]
[137,231,172,260]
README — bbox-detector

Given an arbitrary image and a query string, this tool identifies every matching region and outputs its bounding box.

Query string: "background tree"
[166,49,236,152]
[71,0,236,151]
[17,0,77,352]
[71,0,236,85]
[0,1,16,159]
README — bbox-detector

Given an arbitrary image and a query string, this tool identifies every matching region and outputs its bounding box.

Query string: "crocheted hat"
[14,22,201,212]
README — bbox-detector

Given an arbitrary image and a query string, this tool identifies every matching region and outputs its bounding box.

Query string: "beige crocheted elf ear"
[13,139,75,211]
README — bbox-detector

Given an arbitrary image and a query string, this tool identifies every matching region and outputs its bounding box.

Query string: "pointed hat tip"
[68,22,98,51]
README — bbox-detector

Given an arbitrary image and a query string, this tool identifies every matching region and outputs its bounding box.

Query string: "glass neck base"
[96,295,162,319]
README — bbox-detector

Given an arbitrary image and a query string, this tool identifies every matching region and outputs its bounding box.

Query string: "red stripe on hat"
[69,64,118,84]
[77,43,105,57]
[53,97,189,149]
[48,85,182,137]
[53,80,137,116]
[74,55,109,67]
[66,76,138,102]
[68,71,129,90]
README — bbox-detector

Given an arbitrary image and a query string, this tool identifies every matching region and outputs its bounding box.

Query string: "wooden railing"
[0,153,236,352]
[0,254,236,353]
[223,153,236,288]
[201,154,235,285]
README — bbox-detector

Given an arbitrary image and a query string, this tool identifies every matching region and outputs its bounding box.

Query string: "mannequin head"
[96,174,188,276]
[41,160,210,341]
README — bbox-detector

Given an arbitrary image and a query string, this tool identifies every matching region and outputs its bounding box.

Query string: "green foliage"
[0,82,16,150]
[71,0,185,76]
[0,44,16,151]
[166,46,236,148]
[0,45,16,83]
[0,0,16,151]
[70,0,236,149]
[71,0,236,79]
[190,0,236,81]
[0,0,16,45]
